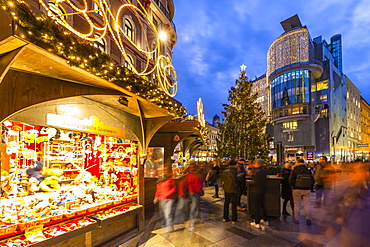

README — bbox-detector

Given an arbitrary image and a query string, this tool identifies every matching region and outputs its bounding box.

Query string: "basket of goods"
[0,222,17,235]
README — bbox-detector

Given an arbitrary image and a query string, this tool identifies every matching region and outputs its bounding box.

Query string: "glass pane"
[144,147,164,178]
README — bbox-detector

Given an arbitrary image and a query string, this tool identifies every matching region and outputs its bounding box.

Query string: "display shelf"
[88,205,142,227]
[27,220,97,247]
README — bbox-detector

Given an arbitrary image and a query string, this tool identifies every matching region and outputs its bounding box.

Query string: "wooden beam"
[0,47,25,82]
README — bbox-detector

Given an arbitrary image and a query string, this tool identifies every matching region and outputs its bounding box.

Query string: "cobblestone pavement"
[135,186,342,247]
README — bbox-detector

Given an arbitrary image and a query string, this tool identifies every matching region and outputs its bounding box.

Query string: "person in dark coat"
[221,159,238,223]
[289,159,313,225]
[281,162,294,215]
[248,159,269,229]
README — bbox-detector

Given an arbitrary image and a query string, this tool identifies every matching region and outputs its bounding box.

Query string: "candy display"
[0,121,141,244]
[0,218,96,246]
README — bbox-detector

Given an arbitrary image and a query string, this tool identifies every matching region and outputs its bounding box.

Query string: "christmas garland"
[0,0,186,117]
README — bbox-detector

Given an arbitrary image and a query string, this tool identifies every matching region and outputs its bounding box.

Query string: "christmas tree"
[216,65,269,160]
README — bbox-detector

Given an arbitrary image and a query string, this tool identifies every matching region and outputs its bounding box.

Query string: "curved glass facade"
[271,69,310,109]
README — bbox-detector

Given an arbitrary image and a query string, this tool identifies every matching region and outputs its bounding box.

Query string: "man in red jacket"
[154,166,177,231]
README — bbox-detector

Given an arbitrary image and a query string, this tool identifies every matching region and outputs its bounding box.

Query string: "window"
[92,1,102,16]
[320,94,328,102]
[320,109,329,118]
[124,19,134,42]
[125,55,134,70]
[316,80,329,91]
[48,1,65,20]
[152,42,157,61]
[287,132,294,142]
[93,34,106,52]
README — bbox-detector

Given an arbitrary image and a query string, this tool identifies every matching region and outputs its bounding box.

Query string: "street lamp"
[158,31,167,41]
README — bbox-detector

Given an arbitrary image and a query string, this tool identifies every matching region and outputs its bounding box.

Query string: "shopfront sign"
[306,152,313,160]
[46,114,125,137]
[358,144,369,147]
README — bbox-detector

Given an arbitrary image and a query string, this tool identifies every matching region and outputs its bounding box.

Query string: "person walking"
[153,166,177,231]
[206,159,220,198]
[314,156,336,208]
[289,159,313,225]
[187,163,204,230]
[221,160,238,223]
[174,171,189,224]
[248,159,269,229]
[236,159,247,211]
[281,162,294,215]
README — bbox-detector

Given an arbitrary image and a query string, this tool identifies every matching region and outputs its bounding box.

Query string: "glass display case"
[0,121,140,246]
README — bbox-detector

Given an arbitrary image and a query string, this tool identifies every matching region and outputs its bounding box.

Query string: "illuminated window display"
[0,120,140,245]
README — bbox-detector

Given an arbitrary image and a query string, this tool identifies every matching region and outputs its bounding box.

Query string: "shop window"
[0,120,140,240]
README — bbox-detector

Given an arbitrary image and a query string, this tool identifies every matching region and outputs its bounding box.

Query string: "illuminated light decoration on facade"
[38,0,178,97]
[197,98,205,128]
[267,28,310,77]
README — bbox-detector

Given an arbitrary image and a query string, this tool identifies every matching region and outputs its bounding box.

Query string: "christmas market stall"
[0,0,185,245]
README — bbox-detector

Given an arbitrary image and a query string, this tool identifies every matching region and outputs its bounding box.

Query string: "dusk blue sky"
[171,0,370,123]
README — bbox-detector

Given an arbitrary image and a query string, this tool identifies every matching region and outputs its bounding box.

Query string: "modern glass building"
[266,15,348,163]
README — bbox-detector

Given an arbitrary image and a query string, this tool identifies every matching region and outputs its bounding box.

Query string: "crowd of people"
[153,156,370,245]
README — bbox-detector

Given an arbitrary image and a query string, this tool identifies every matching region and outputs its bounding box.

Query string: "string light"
[38,0,178,96]
[0,0,186,117]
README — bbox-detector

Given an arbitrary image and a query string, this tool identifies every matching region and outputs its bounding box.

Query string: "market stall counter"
[246,175,283,218]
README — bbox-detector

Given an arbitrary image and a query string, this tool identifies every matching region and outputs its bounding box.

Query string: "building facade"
[266,15,349,162]
[360,97,370,160]
[346,78,361,160]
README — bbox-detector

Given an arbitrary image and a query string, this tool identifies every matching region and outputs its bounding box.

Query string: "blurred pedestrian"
[248,159,269,229]
[330,162,370,246]
[174,170,189,224]
[236,159,247,211]
[187,163,204,230]
[281,162,294,216]
[206,159,220,198]
[289,159,313,225]
[221,159,238,223]
[153,166,177,231]
[314,156,336,208]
